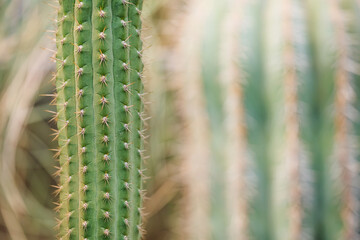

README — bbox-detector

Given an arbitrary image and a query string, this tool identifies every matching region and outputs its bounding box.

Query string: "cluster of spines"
[54,0,145,239]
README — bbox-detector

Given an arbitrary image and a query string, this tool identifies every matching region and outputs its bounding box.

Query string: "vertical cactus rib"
[220,0,248,239]
[200,1,231,238]
[73,0,95,239]
[92,0,116,238]
[264,0,285,238]
[128,0,145,239]
[265,0,308,237]
[266,1,314,238]
[282,0,302,238]
[175,0,211,239]
[330,0,358,238]
[112,1,132,239]
[305,1,337,238]
[55,9,71,239]
[240,1,273,238]
[65,2,79,238]
[291,0,315,237]
[56,0,78,238]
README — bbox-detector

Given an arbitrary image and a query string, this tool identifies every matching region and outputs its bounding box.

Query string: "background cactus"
[54,0,144,239]
[154,0,360,239]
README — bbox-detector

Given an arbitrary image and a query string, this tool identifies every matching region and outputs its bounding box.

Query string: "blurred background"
[1,0,360,239]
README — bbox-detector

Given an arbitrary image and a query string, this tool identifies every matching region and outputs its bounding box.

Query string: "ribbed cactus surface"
[54,0,144,239]
[175,0,360,239]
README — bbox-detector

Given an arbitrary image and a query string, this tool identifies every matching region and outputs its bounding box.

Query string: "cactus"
[172,0,360,239]
[54,0,144,239]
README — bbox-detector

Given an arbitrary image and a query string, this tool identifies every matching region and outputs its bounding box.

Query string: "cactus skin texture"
[54,0,144,239]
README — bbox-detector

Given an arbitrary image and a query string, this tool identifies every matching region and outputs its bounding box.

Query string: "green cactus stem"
[54,0,145,239]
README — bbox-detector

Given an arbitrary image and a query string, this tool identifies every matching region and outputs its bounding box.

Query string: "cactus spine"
[54,0,144,239]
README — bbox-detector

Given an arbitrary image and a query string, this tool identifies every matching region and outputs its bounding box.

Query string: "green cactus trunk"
[54,0,144,239]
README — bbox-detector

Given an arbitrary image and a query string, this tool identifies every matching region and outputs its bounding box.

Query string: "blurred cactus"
[54,0,144,239]
[171,0,360,239]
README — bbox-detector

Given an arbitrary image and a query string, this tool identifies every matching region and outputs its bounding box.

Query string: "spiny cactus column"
[54,0,145,239]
